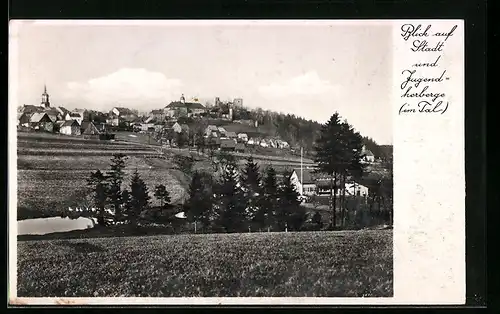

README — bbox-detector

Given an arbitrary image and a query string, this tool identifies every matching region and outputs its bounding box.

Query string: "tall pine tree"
[128,169,151,226]
[314,113,346,229]
[154,184,172,224]
[240,156,262,230]
[184,171,215,231]
[86,169,108,226]
[216,158,246,233]
[260,166,279,231]
[106,153,127,224]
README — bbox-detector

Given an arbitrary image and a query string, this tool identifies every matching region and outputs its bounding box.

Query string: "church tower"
[41,85,50,108]
[180,94,186,104]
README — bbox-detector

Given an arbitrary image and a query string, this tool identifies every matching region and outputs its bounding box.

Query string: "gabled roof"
[29,113,50,123]
[83,121,100,135]
[292,168,316,185]
[165,101,206,110]
[112,107,135,115]
[235,143,245,150]
[62,119,80,127]
[361,149,375,157]
[206,125,218,131]
[69,112,83,118]
[220,138,236,148]
[225,131,237,138]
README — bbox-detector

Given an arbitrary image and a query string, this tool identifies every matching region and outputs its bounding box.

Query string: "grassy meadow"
[17,230,393,297]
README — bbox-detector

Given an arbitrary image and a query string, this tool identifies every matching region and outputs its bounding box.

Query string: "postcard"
[8,19,464,305]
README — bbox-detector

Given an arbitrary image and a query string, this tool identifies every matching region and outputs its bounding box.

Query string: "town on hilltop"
[17,85,379,163]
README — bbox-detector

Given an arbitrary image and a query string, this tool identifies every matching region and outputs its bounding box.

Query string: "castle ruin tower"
[41,84,50,108]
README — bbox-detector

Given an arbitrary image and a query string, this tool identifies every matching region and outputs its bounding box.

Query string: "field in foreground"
[17,230,393,297]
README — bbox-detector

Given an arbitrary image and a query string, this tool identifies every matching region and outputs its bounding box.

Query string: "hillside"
[17,132,319,220]
[17,132,186,220]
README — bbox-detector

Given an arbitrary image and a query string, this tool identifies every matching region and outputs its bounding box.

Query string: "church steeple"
[41,84,50,108]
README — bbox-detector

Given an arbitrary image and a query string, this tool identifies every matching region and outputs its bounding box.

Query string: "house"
[111,107,136,117]
[54,120,66,132]
[259,140,269,148]
[180,124,190,134]
[65,112,84,125]
[225,131,237,139]
[217,127,227,135]
[361,146,375,163]
[150,109,166,122]
[235,143,245,153]
[80,121,100,135]
[205,125,219,137]
[247,138,256,145]
[290,168,355,197]
[106,117,120,126]
[220,138,236,151]
[205,136,221,149]
[60,120,81,136]
[29,113,54,132]
[56,106,70,117]
[18,112,32,127]
[140,122,156,132]
[165,95,207,118]
[290,168,318,196]
[237,133,248,142]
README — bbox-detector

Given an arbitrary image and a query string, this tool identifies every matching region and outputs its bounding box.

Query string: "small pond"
[17,217,96,235]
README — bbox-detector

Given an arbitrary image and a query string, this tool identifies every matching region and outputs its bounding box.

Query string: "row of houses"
[18,111,104,137]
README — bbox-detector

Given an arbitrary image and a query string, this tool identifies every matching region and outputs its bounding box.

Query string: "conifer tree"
[216,158,246,233]
[154,184,172,224]
[106,153,127,224]
[184,171,214,231]
[86,169,108,226]
[240,156,262,229]
[128,169,151,226]
[260,166,279,231]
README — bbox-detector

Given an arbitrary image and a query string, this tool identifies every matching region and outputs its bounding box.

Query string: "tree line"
[72,152,322,233]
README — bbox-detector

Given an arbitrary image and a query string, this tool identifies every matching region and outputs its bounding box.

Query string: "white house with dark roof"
[65,112,84,125]
[60,120,81,136]
[165,95,207,118]
[290,168,369,197]
[361,146,375,163]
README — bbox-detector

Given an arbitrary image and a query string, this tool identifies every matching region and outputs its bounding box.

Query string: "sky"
[10,20,393,145]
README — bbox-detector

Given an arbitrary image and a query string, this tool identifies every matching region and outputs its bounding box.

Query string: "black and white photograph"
[11,20,397,301]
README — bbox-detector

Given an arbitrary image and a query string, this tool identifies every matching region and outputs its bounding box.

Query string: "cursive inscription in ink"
[398,23,457,115]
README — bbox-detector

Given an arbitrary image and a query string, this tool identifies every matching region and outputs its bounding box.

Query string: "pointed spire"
[44,84,47,94]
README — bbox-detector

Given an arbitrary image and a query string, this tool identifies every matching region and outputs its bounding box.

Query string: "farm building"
[65,112,84,125]
[290,168,369,197]
[361,149,375,163]
[220,139,236,151]
[225,131,237,139]
[60,120,81,136]
[18,112,32,127]
[166,122,182,133]
[235,143,245,153]
[29,113,54,132]
[237,133,249,142]
[81,121,100,135]
[150,109,166,122]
